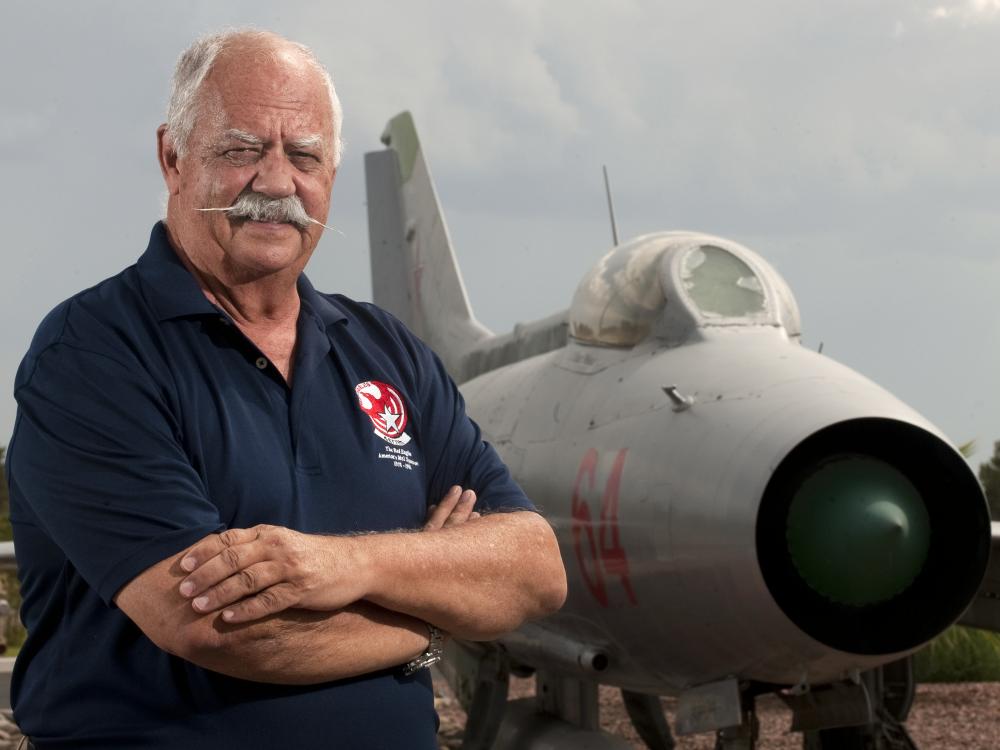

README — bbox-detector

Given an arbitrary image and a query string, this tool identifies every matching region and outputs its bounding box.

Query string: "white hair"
[165,29,344,166]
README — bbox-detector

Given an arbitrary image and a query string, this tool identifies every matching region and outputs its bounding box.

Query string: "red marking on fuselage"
[570,448,638,607]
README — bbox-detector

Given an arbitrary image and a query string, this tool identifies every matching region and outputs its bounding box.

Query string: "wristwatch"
[403,623,445,675]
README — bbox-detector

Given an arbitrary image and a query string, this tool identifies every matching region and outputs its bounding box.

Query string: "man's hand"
[176,525,368,623]
[423,485,479,530]
[179,486,479,623]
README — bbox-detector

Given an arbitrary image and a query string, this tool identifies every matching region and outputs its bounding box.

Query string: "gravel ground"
[435,676,1000,749]
[0,679,990,748]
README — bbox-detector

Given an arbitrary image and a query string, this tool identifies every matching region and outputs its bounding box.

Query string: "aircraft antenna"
[603,165,620,247]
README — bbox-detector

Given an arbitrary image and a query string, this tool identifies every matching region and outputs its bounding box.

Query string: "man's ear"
[157,124,181,196]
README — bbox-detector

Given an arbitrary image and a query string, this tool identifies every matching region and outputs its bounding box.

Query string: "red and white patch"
[355,380,411,446]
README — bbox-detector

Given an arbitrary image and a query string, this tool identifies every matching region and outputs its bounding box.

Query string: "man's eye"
[291,152,320,163]
[225,149,261,163]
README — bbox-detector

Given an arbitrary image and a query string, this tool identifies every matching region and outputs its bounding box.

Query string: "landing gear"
[670,659,918,750]
[441,642,920,750]
[801,658,917,750]
[621,689,675,750]
[713,698,760,750]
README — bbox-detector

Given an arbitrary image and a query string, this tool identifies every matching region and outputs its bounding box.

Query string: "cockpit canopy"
[568,232,801,347]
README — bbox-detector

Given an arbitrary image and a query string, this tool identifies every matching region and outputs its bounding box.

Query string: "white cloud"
[931,0,1000,22]
[283,3,582,174]
[2,0,1000,461]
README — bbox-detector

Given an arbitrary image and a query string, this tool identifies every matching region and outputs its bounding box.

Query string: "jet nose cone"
[785,456,931,607]
[867,499,909,537]
[758,419,988,656]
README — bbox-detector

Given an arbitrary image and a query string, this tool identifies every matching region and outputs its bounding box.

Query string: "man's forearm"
[116,549,429,684]
[187,602,429,684]
[177,506,568,641]
[357,511,566,639]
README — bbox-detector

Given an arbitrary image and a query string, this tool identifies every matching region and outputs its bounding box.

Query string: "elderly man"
[6,29,566,749]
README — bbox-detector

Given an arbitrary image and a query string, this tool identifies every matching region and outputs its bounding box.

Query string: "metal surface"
[801,665,919,749]
[460,648,511,750]
[493,699,633,750]
[602,165,619,247]
[958,521,1000,631]
[366,112,992,748]
[369,111,491,378]
[500,622,609,677]
[0,658,13,710]
[621,690,675,750]
[716,713,759,750]
[782,681,874,733]
[0,543,16,713]
[462,332,987,689]
[0,543,16,572]
[537,672,601,732]
[880,658,916,723]
[674,678,743,737]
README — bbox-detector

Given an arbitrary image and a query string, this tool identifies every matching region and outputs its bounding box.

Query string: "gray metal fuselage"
[456,232,986,694]
[464,327,927,691]
[365,114,989,706]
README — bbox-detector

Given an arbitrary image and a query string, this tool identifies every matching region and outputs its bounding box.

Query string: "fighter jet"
[365,112,994,750]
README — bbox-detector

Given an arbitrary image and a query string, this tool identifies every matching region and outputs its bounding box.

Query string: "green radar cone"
[785,455,931,607]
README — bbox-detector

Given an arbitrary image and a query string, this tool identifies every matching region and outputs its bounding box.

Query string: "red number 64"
[570,448,638,608]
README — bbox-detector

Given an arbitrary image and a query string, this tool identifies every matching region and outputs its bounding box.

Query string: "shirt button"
[255,357,268,370]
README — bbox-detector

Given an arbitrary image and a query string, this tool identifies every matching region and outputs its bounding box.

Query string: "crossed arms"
[15,321,567,685]
[115,486,568,684]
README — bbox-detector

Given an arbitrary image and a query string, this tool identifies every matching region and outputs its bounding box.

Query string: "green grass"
[914,626,1000,682]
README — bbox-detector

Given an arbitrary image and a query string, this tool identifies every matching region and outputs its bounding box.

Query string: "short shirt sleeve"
[9,337,224,605]
[378,313,536,515]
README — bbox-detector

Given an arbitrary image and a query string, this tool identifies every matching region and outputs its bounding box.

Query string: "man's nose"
[251,150,296,198]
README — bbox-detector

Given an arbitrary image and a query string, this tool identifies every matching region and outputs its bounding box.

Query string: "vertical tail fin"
[365,112,491,378]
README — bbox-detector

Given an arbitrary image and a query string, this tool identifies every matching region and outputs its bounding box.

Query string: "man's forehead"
[211,42,325,96]
[204,46,331,115]
[214,39,313,81]
[197,86,333,144]
[209,79,330,118]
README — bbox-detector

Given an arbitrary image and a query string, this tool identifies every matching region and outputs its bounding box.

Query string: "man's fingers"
[219,584,296,624]
[179,527,261,573]
[442,490,477,527]
[423,485,462,530]
[189,562,283,613]
[424,487,479,530]
[179,537,271,599]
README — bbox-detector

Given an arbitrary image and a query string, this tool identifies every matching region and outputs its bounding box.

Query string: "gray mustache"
[195,192,340,234]
[224,192,312,229]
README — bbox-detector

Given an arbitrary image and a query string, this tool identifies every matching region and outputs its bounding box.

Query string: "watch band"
[403,623,445,675]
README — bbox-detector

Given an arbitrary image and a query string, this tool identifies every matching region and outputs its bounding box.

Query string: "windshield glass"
[680,245,766,317]
[568,239,668,346]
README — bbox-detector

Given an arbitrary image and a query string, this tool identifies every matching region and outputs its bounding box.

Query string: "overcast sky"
[2,0,998,465]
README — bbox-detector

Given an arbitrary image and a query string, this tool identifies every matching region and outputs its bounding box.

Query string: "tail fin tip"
[381,111,419,184]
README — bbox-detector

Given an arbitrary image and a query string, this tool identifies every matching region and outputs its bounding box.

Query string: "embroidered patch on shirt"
[354,380,413,447]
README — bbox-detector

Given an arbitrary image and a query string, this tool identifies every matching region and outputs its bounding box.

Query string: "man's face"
[163,46,337,282]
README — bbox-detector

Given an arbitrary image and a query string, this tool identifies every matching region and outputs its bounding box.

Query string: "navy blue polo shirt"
[6,222,533,749]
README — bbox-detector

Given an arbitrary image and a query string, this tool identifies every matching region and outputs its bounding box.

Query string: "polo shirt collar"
[137,222,222,321]
[137,222,349,327]
[297,274,349,328]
